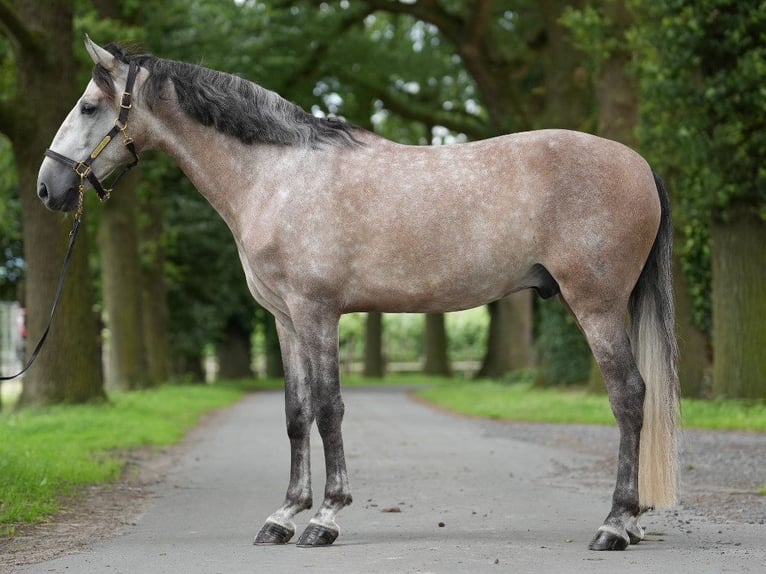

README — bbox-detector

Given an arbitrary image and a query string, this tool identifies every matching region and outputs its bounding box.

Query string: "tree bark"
[423,313,450,377]
[476,293,534,379]
[4,0,104,405]
[711,205,766,399]
[139,184,171,385]
[540,0,590,130]
[674,254,709,397]
[217,319,252,379]
[99,170,150,390]
[363,311,385,377]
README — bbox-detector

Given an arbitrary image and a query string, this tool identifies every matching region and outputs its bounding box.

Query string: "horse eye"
[80,102,97,116]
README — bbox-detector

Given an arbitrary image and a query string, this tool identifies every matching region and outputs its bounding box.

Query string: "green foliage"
[339,309,488,366]
[445,308,489,362]
[0,135,21,300]
[560,2,619,72]
[635,0,766,330]
[0,382,246,529]
[154,158,255,369]
[535,301,592,386]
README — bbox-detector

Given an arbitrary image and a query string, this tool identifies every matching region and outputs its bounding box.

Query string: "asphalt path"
[19,386,765,574]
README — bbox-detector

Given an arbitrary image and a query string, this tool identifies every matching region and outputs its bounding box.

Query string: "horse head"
[37,36,142,212]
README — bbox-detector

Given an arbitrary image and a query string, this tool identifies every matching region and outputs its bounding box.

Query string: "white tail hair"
[630,172,680,509]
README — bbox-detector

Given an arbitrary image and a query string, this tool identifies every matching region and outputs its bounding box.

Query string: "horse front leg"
[254,321,314,545]
[295,310,351,547]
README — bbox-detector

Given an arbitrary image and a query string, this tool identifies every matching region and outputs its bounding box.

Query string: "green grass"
[417,379,617,425]
[416,378,766,432]
[0,380,272,532]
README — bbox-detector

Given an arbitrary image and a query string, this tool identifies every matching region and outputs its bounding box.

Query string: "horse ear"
[84,35,117,72]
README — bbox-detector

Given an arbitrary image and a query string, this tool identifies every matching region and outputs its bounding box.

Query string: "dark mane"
[93,44,362,149]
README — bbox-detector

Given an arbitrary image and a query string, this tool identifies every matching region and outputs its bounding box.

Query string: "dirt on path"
[2,386,764,574]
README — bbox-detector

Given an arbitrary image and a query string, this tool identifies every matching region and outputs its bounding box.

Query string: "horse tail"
[630,171,680,509]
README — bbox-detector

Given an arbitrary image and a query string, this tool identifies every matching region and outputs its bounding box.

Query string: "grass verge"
[416,378,766,432]
[0,380,277,534]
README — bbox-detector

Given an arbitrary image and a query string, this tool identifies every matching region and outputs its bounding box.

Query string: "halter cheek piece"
[44,60,141,219]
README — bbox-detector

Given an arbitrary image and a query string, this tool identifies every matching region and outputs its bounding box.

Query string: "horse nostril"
[38,183,49,200]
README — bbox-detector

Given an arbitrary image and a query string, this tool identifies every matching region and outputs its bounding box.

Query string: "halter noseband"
[45,60,141,217]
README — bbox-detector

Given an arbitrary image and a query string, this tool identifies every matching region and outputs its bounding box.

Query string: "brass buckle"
[119,92,132,110]
[74,161,91,178]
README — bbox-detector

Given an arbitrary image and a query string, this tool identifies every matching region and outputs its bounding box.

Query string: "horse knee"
[286,406,313,440]
[316,396,344,437]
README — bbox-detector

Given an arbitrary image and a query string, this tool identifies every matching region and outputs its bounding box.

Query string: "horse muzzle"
[36,170,80,213]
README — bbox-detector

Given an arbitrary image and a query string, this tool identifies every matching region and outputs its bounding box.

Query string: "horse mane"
[93,43,362,149]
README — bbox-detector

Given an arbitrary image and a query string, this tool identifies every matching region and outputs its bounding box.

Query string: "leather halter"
[1,62,142,382]
[44,60,141,212]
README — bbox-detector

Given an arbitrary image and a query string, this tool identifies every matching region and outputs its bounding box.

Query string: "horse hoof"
[589,528,630,551]
[626,521,645,545]
[296,522,338,547]
[254,521,294,545]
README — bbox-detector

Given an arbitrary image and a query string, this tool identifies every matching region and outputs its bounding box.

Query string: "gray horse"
[37,38,679,551]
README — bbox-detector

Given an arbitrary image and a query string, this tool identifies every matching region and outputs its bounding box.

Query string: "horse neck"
[146,102,285,230]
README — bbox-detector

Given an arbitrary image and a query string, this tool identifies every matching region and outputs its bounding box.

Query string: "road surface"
[15,386,766,573]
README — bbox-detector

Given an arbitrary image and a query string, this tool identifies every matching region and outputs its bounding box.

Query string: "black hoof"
[627,527,644,545]
[589,529,630,551]
[296,522,338,547]
[254,521,294,545]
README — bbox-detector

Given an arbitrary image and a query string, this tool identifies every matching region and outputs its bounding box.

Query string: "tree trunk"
[423,313,450,377]
[139,184,171,385]
[363,311,384,377]
[174,353,205,382]
[217,319,252,379]
[540,0,590,131]
[9,0,104,405]
[476,293,534,379]
[674,253,710,397]
[711,205,766,399]
[99,170,150,390]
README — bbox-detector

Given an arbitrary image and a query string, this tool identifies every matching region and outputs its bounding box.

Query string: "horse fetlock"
[285,490,313,513]
[326,490,352,509]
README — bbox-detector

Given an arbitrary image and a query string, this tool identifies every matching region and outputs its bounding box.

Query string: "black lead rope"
[1,60,141,382]
[0,217,81,381]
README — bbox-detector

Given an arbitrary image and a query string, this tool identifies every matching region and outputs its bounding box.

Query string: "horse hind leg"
[574,308,646,551]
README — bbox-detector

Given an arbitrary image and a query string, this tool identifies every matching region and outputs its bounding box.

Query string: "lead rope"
[0,179,86,382]
[3,61,140,382]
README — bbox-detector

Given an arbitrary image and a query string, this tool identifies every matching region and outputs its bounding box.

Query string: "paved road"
[20,387,765,574]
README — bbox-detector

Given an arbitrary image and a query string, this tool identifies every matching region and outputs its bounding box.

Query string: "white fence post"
[0,301,24,378]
